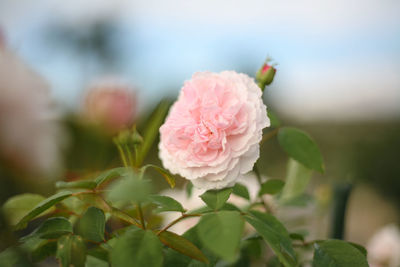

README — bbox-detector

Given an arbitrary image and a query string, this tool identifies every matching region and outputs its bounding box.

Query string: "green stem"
[253,165,271,213]
[116,144,129,167]
[124,144,135,168]
[136,202,146,230]
[156,213,201,235]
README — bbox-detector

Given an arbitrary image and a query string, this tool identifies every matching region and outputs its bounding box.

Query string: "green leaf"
[56,180,97,190]
[200,188,233,210]
[197,210,244,262]
[277,127,324,173]
[0,247,32,267]
[56,235,87,267]
[347,242,367,257]
[259,179,285,195]
[21,217,72,241]
[186,182,193,198]
[2,193,51,226]
[31,240,57,263]
[159,231,208,263]
[110,228,163,267]
[232,183,250,200]
[136,100,170,166]
[76,207,106,242]
[149,195,185,213]
[94,167,128,187]
[244,211,297,267]
[289,233,305,242]
[164,226,218,267]
[280,159,313,203]
[106,175,151,203]
[85,255,109,267]
[142,164,176,188]
[111,207,141,227]
[86,246,109,262]
[15,191,73,230]
[313,240,368,267]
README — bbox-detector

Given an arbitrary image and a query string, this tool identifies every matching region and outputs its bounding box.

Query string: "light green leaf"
[2,193,52,226]
[76,207,106,242]
[21,217,72,241]
[232,183,250,200]
[106,175,151,203]
[111,207,141,227]
[94,167,128,187]
[56,180,97,190]
[245,211,297,267]
[200,188,233,210]
[149,195,185,213]
[56,235,86,267]
[136,100,170,166]
[313,240,368,267]
[280,159,312,203]
[110,228,163,267]
[142,164,175,188]
[197,210,244,262]
[259,179,285,195]
[159,231,208,263]
[278,127,324,173]
[85,255,109,267]
[15,191,73,230]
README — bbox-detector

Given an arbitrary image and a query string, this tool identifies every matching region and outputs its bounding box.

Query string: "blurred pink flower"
[0,46,63,176]
[83,78,136,132]
[367,224,400,267]
[159,71,269,190]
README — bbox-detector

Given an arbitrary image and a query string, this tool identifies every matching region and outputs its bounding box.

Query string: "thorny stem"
[157,213,201,235]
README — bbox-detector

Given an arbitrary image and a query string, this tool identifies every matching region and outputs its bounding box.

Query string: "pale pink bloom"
[84,78,136,132]
[367,224,400,267]
[0,47,63,176]
[159,71,269,190]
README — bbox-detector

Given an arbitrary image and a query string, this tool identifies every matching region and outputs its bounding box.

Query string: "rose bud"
[83,78,137,133]
[256,62,276,90]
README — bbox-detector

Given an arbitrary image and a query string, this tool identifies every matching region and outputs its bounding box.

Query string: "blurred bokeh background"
[0,0,399,264]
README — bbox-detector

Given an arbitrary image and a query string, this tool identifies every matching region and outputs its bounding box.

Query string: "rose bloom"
[159,71,269,189]
[367,224,400,267]
[83,78,136,132]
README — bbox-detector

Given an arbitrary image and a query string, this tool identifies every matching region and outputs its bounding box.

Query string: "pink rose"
[159,71,269,189]
[84,79,136,132]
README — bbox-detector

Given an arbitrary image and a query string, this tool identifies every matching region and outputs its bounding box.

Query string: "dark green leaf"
[347,242,367,257]
[94,167,128,187]
[197,210,244,262]
[86,246,109,262]
[110,228,163,267]
[289,233,305,242]
[56,180,97,190]
[259,179,285,195]
[280,159,312,203]
[200,188,233,210]
[278,127,324,173]
[76,207,106,242]
[142,164,175,188]
[137,100,170,166]
[0,247,32,267]
[149,195,185,213]
[56,235,86,267]
[313,240,368,267]
[15,191,73,230]
[21,217,72,240]
[111,207,141,227]
[31,240,57,263]
[232,183,250,200]
[2,194,50,226]
[159,231,208,263]
[244,211,297,267]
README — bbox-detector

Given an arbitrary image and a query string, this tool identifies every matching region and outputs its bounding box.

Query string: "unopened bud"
[130,129,144,145]
[256,62,276,91]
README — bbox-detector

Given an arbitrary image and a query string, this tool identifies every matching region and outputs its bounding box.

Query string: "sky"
[0,0,399,121]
